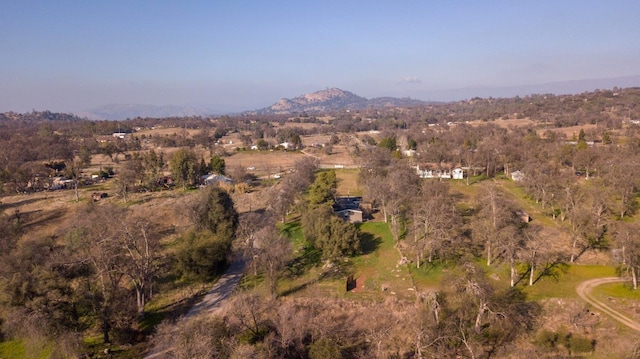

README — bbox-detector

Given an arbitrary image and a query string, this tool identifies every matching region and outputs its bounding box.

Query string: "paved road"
[576,277,640,332]
[144,256,246,358]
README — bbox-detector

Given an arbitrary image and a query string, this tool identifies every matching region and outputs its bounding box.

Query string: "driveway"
[144,255,245,358]
[576,277,640,332]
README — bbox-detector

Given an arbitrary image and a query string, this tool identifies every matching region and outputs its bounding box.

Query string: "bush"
[569,335,594,354]
[175,229,232,281]
[533,329,558,348]
[308,338,342,359]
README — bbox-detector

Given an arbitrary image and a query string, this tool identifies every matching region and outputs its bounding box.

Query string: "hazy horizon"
[2,1,639,114]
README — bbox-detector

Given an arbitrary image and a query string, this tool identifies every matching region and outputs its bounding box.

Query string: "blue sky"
[1,1,639,113]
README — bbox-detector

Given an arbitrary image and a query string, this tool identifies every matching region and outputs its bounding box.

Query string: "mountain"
[77,104,215,121]
[424,75,640,102]
[254,88,428,115]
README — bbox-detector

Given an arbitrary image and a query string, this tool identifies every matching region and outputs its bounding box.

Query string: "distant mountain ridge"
[253,88,428,114]
[77,104,215,121]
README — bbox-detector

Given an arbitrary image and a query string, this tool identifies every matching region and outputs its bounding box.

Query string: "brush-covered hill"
[254,88,428,114]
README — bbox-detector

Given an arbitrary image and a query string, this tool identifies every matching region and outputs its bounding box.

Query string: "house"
[511,170,524,182]
[517,210,531,223]
[336,209,363,223]
[112,132,128,139]
[414,165,452,179]
[333,196,365,223]
[201,174,233,186]
[452,168,464,180]
[48,176,74,190]
[402,149,416,157]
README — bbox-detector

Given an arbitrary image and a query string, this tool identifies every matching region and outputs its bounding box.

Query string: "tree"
[119,215,162,317]
[175,229,233,281]
[383,161,421,243]
[209,154,226,175]
[614,221,640,289]
[0,235,79,332]
[471,184,522,267]
[519,224,559,286]
[152,315,231,358]
[115,155,143,203]
[302,206,360,261]
[378,136,397,152]
[65,158,84,202]
[178,187,238,281]
[236,211,270,276]
[255,226,292,297]
[308,170,337,206]
[192,186,239,239]
[69,205,137,344]
[170,148,201,189]
[566,186,610,263]
[409,181,461,267]
[432,263,539,358]
[266,157,317,223]
[78,145,92,167]
[142,149,165,189]
[268,185,296,223]
[603,155,639,218]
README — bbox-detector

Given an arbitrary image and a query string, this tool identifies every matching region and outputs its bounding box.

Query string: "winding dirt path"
[576,277,640,332]
[144,256,245,358]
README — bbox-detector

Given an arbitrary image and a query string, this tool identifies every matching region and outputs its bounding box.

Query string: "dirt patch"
[225,151,307,177]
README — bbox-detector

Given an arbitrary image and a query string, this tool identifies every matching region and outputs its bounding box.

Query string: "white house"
[402,149,416,157]
[452,168,464,180]
[201,174,233,185]
[511,170,524,182]
[415,165,452,179]
[112,132,127,139]
[279,142,292,150]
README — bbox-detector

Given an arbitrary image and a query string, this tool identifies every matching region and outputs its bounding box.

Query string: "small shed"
[511,170,524,182]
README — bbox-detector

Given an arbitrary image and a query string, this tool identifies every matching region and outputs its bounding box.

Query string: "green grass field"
[522,265,617,300]
[594,281,640,300]
[0,340,52,359]
[275,220,416,301]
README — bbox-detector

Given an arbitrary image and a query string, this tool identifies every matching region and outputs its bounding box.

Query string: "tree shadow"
[281,258,355,297]
[359,231,381,255]
[0,196,46,211]
[533,261,570,285]
[280,220,301,238]
[279,279,317,297]
[287,247,322,277]
[140,286,209,333]
[20,208,66,230]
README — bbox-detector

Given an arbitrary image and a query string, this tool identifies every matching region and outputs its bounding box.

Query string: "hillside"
[254,88,428,114]
[78,104,215,121]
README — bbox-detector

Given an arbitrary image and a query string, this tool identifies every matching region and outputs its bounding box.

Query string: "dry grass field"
[134,127,203,138]
[538,123,599,138]
[225,150,306,177]
[464,117,536,128]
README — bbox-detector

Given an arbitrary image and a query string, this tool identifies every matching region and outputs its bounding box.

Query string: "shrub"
[533,329,558,348]
[569,336,594,354]
[308,338,342,359]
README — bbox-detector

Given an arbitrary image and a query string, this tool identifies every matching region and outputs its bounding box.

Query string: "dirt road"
[144,256,245,358]
[576,277,640,332]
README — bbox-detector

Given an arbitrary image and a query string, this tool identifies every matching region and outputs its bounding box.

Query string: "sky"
[1,1,640,114]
